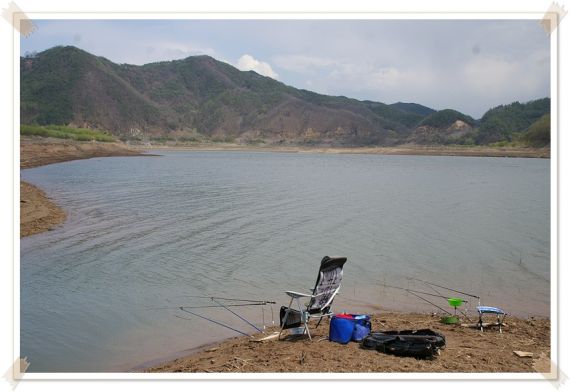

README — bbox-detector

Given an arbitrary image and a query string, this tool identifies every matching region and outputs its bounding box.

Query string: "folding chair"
[279,256,347,340]
[477,306,507,333]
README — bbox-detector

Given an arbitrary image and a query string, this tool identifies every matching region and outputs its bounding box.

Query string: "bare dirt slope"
[145,312,550,373]
[20,137,143,169]
[20,181,67,237]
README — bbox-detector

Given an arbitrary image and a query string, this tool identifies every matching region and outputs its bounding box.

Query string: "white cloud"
[299,58,437,104]
[152,42,217,60]
[236,54,279,79]
[455,54,549,114]
[273,54,335,73]
[462,56,520,93]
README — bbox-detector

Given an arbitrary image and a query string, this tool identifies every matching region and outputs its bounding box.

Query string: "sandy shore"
[20,137,145,170]
[134,143,550,158]
[20,137,146,237]
[145,312,550,373]
[20,181,67,237]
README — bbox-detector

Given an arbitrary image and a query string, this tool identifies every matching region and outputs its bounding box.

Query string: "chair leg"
[293,298,313,341]
[305,323,312,340]
[315,315,324,328]
[303,319,312,340]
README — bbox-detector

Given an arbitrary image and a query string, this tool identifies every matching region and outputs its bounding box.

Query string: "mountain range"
[21,46,550,147]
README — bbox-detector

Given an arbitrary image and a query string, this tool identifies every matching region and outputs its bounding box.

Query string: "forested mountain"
[477,98,550,144]
[21,46,550,147]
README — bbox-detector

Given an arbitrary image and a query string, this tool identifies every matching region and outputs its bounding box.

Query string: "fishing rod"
[169,295,277,335]
[385,283,473,320]
[211,298,263,333]
[408,278,480,300]
[178,307,250,336]
[146,302,270,310]
[183,295,277,304]
[406,290,451,315]
[383,284,469,303]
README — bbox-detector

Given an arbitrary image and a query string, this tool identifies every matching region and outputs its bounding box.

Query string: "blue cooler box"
[329,314,371,344]
[329,315,355,344]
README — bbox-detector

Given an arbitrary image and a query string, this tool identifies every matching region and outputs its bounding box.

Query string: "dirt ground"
[145,312,550,374]
[20,181,67,237]
[20,137,146,237]
[20,136,144,170]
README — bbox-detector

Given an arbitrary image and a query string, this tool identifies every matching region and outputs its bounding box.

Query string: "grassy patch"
[21,124,116,142]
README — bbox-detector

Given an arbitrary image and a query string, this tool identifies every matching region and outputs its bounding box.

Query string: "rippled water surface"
[20,151,550,372]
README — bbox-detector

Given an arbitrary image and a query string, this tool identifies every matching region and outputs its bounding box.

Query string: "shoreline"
[133,143,550,159]
[143,311,551,373]
[20,137,148,237]
[20,181,67,238]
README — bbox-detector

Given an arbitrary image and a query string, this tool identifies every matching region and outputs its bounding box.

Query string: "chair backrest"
[307,256,347,313]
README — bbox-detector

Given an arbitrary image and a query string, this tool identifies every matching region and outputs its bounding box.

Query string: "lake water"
[20,151,550,372]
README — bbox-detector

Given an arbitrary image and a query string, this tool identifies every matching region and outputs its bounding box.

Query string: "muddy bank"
[20,137,147,237]
[20,181,67,237]
[145,312,550,373]
[20,137,145,169]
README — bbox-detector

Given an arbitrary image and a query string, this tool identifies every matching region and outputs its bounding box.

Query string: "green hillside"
[20,46,550,147]
[477,98,550,144]
[522,114,550,147]
[389,102,436,117]
[419,109,476,128]
[22,46,436,146]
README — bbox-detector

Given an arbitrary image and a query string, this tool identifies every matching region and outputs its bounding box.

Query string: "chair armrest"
[285,290,315,298]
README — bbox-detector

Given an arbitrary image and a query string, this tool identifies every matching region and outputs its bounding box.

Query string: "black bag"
[361,329,446,359]
[279,306,302,329]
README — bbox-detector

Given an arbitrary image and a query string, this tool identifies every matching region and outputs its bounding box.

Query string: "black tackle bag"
[361,329,446,359]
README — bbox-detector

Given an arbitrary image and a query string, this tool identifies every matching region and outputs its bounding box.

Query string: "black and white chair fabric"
[279,256,347,340]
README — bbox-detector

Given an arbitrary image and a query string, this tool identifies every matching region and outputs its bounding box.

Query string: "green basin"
[447,297,464,307]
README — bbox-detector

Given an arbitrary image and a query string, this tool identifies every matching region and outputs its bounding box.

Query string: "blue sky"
[21,19,550,118]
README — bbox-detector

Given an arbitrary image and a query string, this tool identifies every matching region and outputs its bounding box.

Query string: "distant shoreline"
[132,143,550,159]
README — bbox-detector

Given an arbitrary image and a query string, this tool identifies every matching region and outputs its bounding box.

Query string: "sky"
[20,19,551,119]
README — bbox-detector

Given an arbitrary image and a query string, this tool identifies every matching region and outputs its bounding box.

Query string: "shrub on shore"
[21,124,116,142]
